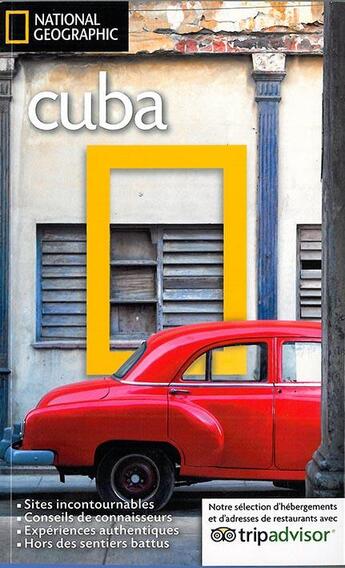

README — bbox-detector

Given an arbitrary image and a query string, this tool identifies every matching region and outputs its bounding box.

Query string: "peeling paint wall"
[129,1,324,54]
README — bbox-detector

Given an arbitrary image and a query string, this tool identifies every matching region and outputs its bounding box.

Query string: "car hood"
[36,378,113,408]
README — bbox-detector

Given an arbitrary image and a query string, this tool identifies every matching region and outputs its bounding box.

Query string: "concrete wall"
[10,56,257,419]
[278,57,322,319]
[110,169,223,224]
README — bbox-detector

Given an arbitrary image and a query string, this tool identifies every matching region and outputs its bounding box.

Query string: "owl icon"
[211,527,236,543]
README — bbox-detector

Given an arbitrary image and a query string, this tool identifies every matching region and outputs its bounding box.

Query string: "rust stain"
[269,1,288,17]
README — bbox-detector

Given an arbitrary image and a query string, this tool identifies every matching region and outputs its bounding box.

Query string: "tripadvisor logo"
[211,526,334,546]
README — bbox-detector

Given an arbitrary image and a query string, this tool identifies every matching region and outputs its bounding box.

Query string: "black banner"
[0,1,128,52]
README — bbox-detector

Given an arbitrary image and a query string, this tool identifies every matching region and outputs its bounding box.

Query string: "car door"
[168,339,274,469]
[274,338,321,470]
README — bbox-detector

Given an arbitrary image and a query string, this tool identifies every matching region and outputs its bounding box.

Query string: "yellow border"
[5,10,29,44]
[87,145,246,375]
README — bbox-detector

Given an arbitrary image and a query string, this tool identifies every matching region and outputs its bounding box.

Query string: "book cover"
[0,1,343,567]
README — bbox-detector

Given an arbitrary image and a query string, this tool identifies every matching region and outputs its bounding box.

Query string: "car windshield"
[113,341,147,379]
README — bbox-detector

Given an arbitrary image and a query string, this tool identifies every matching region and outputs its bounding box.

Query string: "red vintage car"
[1,321,321,509]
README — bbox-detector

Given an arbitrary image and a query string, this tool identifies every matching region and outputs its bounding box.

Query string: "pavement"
[0,471,298,566]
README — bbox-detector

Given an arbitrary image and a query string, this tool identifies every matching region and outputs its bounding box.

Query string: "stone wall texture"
[128,1,324,55]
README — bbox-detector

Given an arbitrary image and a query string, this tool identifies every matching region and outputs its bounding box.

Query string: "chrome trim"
[123,380,274,388]
[276,382,321,387]
[0,424,55,466]
[169,388,191,395]
[0,424,23,459]
[123,380,320,388]
[4,446,55,466]
[124,381,171,386]
[171,382,274,388]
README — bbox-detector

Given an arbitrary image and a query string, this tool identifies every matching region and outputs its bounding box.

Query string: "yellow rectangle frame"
[5,10,29,44]
[86,145,247,375]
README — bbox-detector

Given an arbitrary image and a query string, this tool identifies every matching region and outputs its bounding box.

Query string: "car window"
[182,353,207,381]
[182,343,268,383]
[113,341,147,379]
[282,342,321,383]
[211,343,268,382]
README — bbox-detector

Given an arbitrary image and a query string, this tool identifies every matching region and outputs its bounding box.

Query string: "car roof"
[147,320,321,349]
[125,320,321,382]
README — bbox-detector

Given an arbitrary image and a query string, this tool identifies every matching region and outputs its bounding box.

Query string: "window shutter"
[298,226,322,320]
[162,227,223,328]
[38,226,86,341]
[110,229,157,341]
[37,224,224,345]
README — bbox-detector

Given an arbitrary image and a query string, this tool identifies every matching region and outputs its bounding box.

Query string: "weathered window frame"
[296,224,322,321]
[34,223,224,349]
[34,224,86,349]
[109,224,224,347]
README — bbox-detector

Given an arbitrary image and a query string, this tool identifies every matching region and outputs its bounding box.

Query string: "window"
[182,353,207,381]
[113,341,147,379]
[297,225,321,320]
[211,343,267,382]
[282,342,321,383]
[36,225,86,343]
[182,343,268,382]
[37,224,223,345]
[110,226,223,344]
[110,229,157,342]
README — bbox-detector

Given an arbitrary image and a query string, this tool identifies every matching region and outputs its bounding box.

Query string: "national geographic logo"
[210,526,335,546]
[0,1,128,52]
[5,10,29,44]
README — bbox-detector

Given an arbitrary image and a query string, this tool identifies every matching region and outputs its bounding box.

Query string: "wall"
[278,56,322,319]
[10,55,257,419]
[128,1,323,55]
[110,169,222,224]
